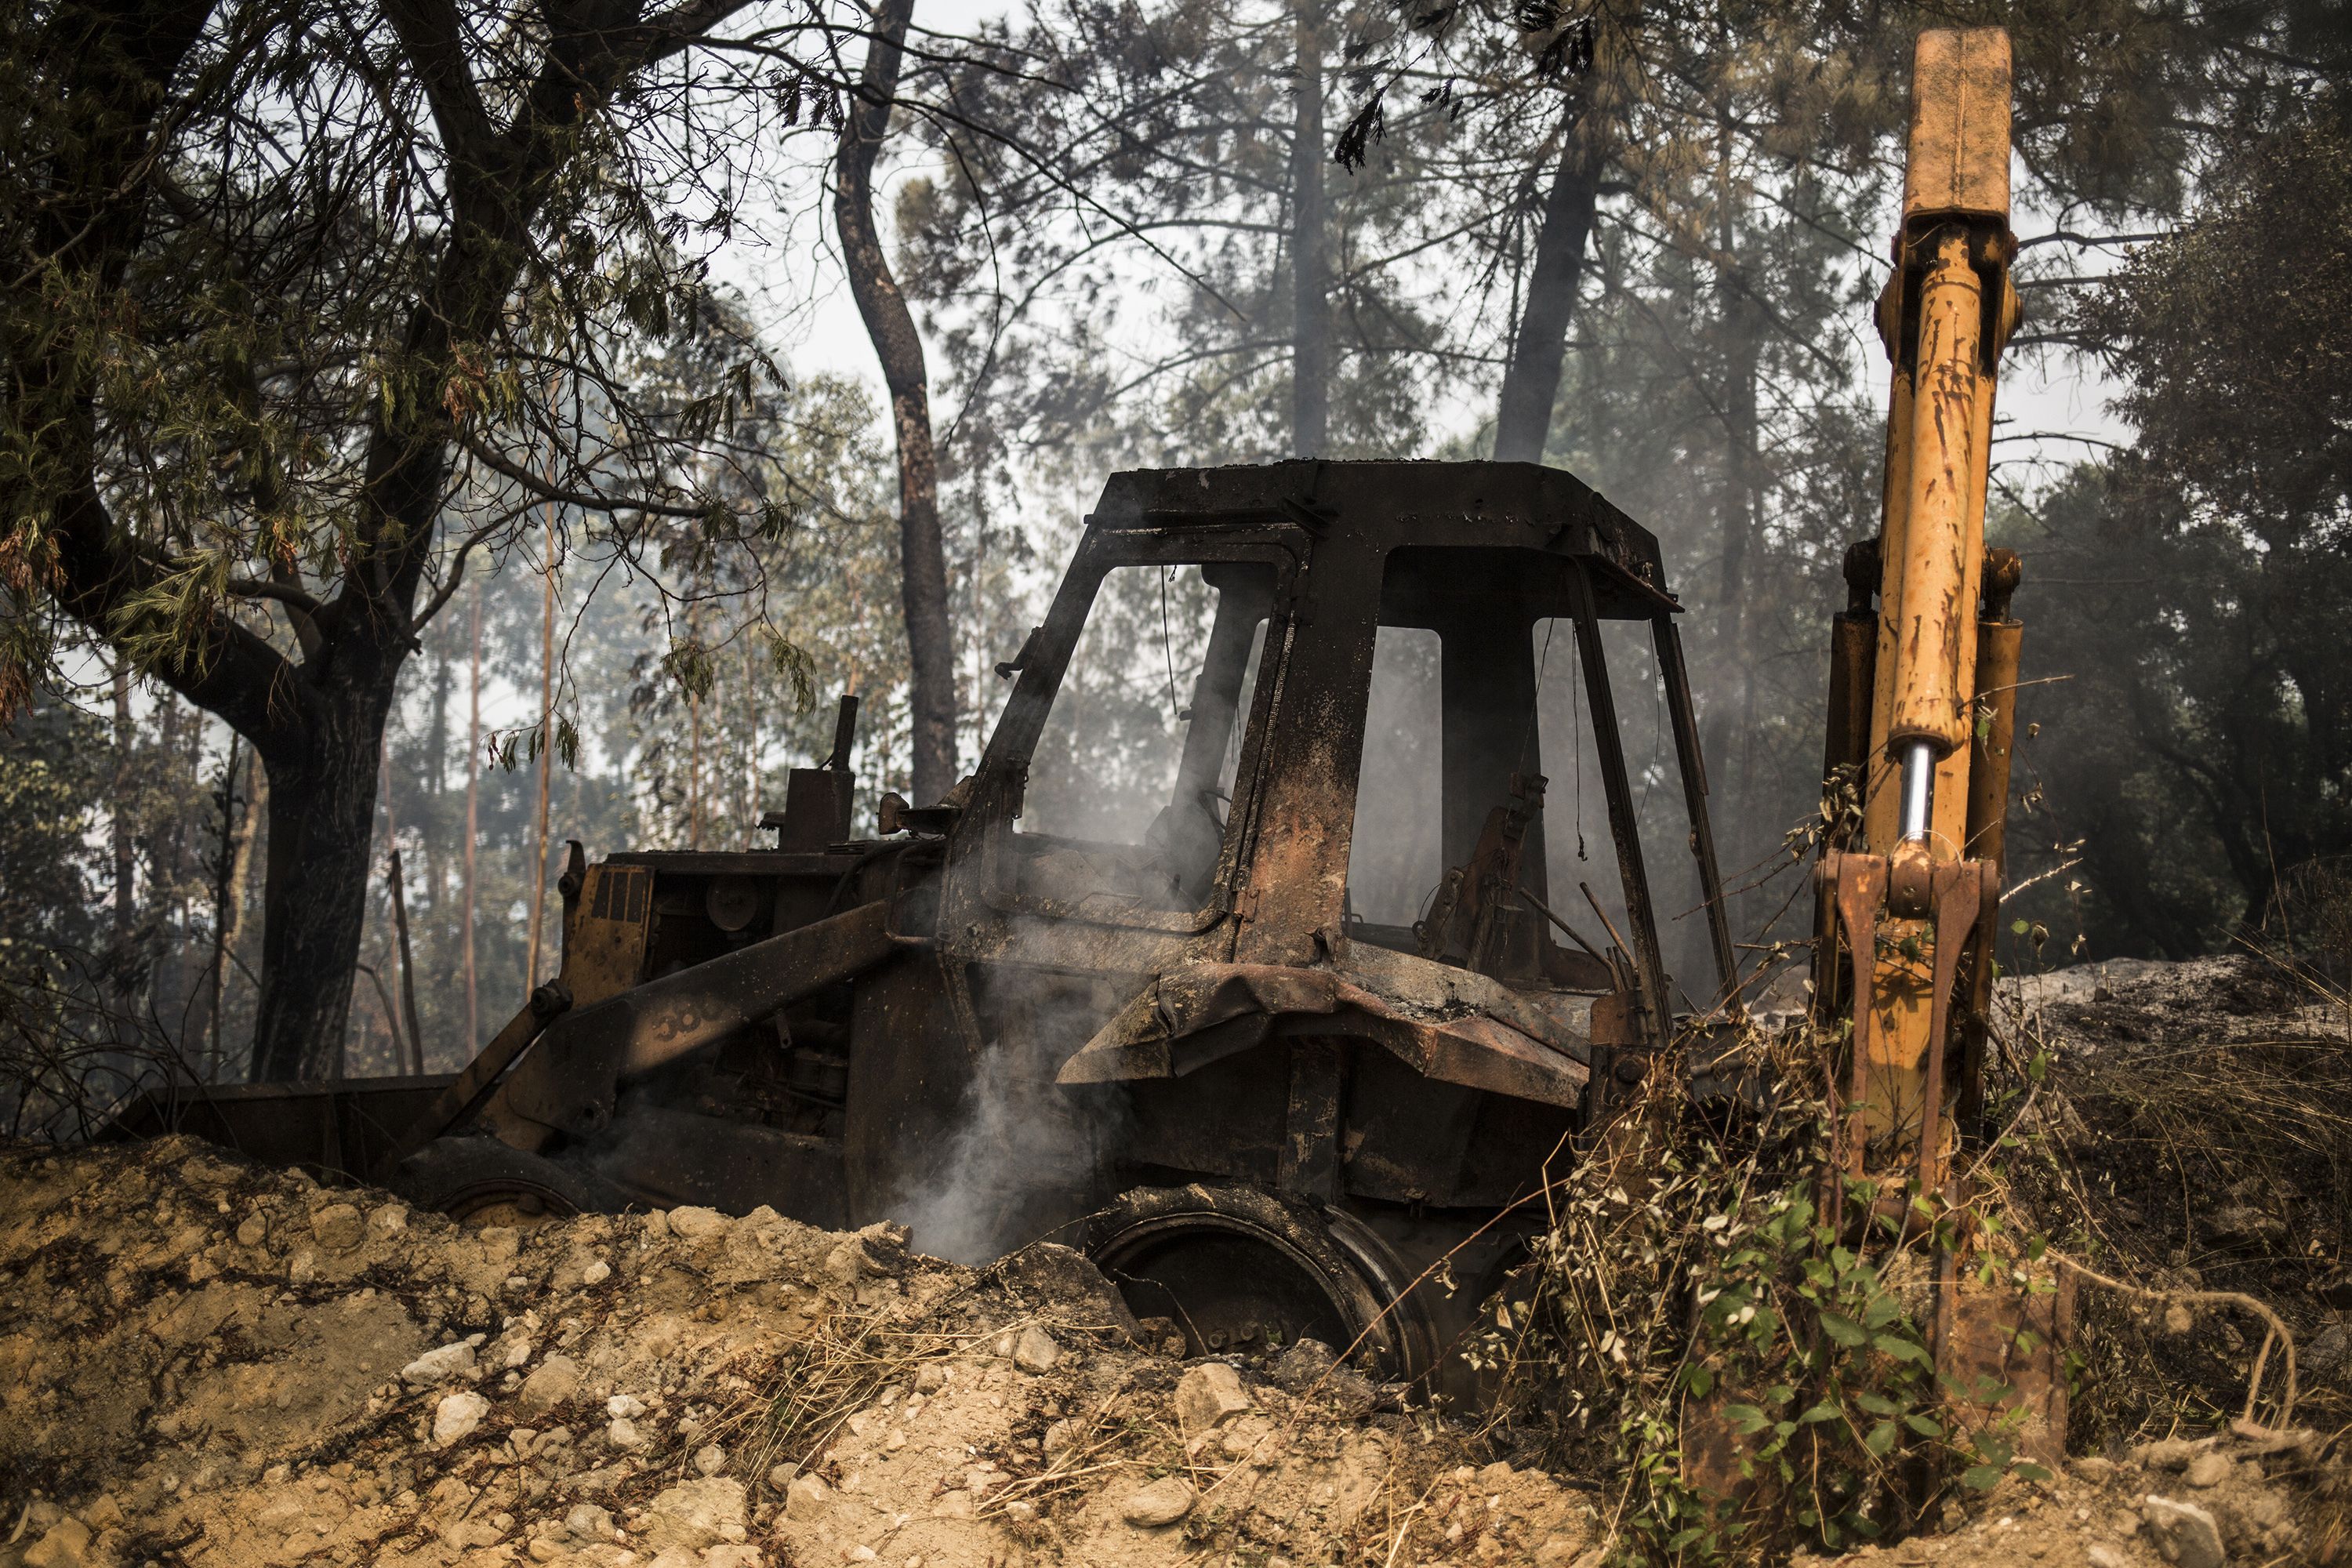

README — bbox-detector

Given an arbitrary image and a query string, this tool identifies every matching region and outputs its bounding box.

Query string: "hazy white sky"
[736,119,2132,511]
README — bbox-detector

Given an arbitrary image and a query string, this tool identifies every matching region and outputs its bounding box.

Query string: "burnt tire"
[1084,1184,1437,1383]
[390,1136,627,1227]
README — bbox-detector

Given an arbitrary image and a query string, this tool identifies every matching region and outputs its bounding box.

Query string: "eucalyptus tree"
[890,0,1461,479]
[0,0,865,1078]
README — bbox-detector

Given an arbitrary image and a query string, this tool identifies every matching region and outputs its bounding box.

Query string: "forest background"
[2,0,2347,1110]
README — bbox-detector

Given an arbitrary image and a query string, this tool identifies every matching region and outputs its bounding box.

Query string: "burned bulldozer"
[350,460,1743,1399]
[114,24,2064,1445]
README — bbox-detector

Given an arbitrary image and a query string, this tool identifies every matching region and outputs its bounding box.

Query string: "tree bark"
[221,746,261,1073]
[526,532,557,988]
[1290,0,1328,459]
[837,0,959,805]
[111,665,135,950]
[1698,108,1761,827]
[463,580,482,1051]
[1492,125,1606,464]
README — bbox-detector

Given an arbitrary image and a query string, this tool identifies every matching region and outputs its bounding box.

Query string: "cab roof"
[1086,459,1676,613]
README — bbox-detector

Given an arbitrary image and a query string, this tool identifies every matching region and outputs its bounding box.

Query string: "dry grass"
[1988,949,2352,1446]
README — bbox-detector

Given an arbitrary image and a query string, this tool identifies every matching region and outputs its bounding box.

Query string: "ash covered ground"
[3,955,2350,1567]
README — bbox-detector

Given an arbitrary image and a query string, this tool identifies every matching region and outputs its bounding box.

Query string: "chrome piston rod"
[1898,739,1936,843]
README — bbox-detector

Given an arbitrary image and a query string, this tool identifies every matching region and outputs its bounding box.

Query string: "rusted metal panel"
[494,900,902,1141]
[1957,552,2024,1129]
[1653,617,1739,1006]
[376,988,572,1174]
[1563,561,1670,1045]
[1279,1040,1345,1201]
[562,863,654,1008]
[1936,1258,2074,1468]
[1057,960,1591,1110]
[1963,551,2024,871]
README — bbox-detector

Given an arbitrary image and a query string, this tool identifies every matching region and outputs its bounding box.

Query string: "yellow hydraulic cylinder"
[1852,27,2019,1175]
[1886,229,1987,764]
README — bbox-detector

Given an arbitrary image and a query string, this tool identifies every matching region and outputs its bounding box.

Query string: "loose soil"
[4,956,2349,1566]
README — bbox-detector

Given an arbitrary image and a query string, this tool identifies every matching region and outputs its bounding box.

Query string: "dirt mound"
[1993,953,2352,1443]
[1791,1422,2342,1567]
[9,957,2350,1568]
[0,1138,1601,1568]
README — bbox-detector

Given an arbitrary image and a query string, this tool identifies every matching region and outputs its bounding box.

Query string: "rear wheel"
[390,1136,626,1228]
[1085,1184,1437,1383]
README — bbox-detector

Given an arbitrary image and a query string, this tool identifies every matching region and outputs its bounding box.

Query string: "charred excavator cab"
[376,460,1737,1399]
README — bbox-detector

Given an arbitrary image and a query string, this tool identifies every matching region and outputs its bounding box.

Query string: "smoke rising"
[895,956,1133,1265]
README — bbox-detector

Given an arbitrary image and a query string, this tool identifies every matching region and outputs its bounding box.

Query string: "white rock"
[2143,1494,2227,1568]
[564,1503,615,1542]
[517,1353,581,1413]
[785,1474,833,1519]
[1011,1327,1060,1374]
[608,1393,648,1418]
[310,1202,366,1252]
[641,1478,746,1552]
[582,1259,612,1285]
[2183,1451,2231,1488]
[694,1444,727,1477]
[608,1417,645,1450]
[1173,1363,1253,1434]
[667,1207,731,1242]
[23,1518,92,1568]
[403,1341,480,1387]
[433,1391,490,1448]
[1121,1477,1196,1528]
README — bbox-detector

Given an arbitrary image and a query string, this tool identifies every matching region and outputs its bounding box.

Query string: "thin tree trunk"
[1492,124,1606,464]
[1699,99,1761,831]
[837,0,957,805]
[463,579,482,1050]
[526,536,557,988]
[201,734,241,1080]
[1290,0,1328,459]
[425,630,452,921]
[388,848,425,1073]
[690,686,705,848]
[220,746,260,1075]
[743,635,758,843]
[111,665,133,950]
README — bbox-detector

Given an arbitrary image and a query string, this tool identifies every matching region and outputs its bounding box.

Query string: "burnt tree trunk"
[1492,123,1606,464]
[1290,0,1329,459]
[837,0,959,805]
[249,659,404,1078]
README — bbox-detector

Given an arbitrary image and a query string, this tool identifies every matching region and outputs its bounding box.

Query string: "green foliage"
[1477,1028,2054,1563]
